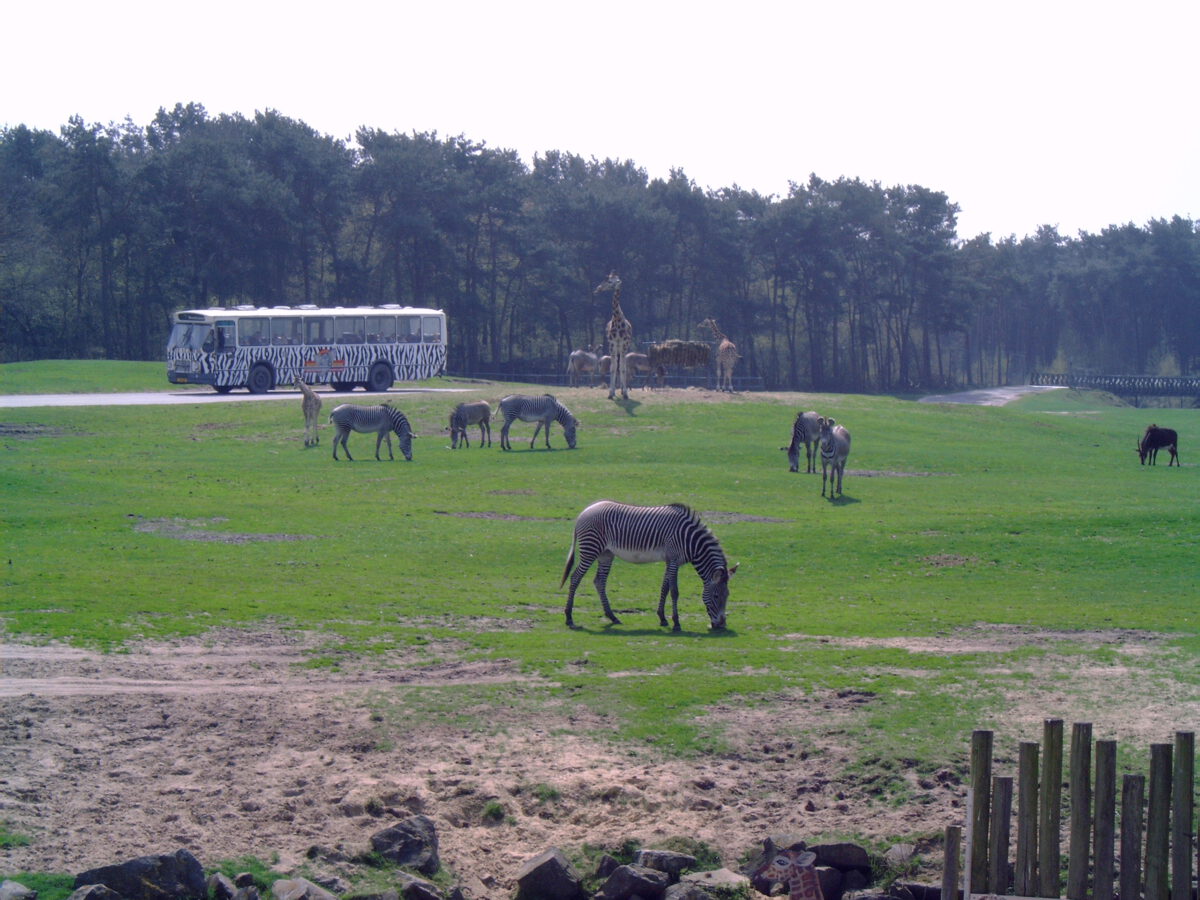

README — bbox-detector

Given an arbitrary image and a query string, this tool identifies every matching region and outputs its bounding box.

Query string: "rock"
[368,816,440,876]
[817,866,844,900]
[234,875,258,889]
[663,883,714,900]
[634,850,697,884]
[1,883,38,900]
[811,842,871,872]
[884,844,917,868]
[513,848,585,900]
[271,879,338,900]
[594,864,669,900]
[208,874,237,900]
[395,872,441,900]
[594,855,622,880]
[66,888,122,900]
[75,849,207,900]
[679,869,749,892]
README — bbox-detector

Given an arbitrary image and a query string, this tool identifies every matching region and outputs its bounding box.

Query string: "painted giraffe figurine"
[699,317,739,392]
[594,271,633,400]
[751,847,825,900]
[294,375,322,447]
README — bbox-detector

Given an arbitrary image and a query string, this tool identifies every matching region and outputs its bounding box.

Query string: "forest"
[2,102,1198,391]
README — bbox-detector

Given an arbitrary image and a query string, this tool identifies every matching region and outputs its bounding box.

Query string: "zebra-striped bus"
[166,305,447,393]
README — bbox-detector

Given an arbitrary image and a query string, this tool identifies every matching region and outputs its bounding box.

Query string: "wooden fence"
[941,722,1196,900]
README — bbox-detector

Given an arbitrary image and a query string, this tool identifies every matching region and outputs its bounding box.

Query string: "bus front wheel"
[247,364,274,394]
[366,362,393,393]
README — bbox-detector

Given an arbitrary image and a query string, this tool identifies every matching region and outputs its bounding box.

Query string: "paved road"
[917,385,1066,406]
[0,386,474,409]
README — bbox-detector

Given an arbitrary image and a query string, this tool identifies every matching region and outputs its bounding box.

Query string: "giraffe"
[294,376,322,447]
[594,271,633,400]
[698,317,739,392]
[750,847,825,900]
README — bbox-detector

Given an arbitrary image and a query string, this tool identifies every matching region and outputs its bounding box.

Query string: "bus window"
[399,316,421,343]
[365,316,397,344]
[272,318,303,346]
[168,323,210,352]
[215,321,235,351]
[336,316,366,344]
[239,317,270,346]
[304,317,334,345]
[421,316,442,343]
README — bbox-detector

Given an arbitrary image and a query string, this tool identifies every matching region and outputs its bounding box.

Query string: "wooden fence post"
[943,824,962,900]
[1120,774,1145,900]
[1171,731,1194,900]
[1067,722,1093,900]
[971,729,993,893]
[1017,741,1040,895]
[989,776,1014,893]
[1039,718,1064,898]
[1145,743,1172,900]
[1093,740,1117,900]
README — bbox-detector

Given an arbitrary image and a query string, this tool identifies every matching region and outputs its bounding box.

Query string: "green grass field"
[3,363,1197,774]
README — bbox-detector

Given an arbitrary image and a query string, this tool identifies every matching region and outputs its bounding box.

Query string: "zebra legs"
[374,431,394,460]
[656,563,682,631]
[332,428,353,460]
[563,549,622,628]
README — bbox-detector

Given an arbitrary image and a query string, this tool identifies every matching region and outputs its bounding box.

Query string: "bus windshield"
[167,323,213,352]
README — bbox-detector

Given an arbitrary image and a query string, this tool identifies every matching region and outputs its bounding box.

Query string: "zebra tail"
[559,541,577,589]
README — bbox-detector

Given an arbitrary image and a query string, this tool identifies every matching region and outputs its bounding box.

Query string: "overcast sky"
[5,0,1196,241]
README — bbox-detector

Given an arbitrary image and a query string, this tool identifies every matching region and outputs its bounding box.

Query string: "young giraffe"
[594,271,633,400]
[698,317,739,392]
[751,847,825,900]
[294,376,322,447]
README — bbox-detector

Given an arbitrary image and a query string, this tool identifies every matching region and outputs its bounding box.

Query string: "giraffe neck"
[789,869,821,900]
[611,286,625,323]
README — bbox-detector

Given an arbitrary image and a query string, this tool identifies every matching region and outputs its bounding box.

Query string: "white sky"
[5,0,1197,241]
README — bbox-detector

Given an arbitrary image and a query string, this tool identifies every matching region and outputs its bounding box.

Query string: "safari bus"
[166,305,447,393]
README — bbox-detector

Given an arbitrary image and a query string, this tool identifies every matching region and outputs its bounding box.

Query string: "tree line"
[3,103,1198,390]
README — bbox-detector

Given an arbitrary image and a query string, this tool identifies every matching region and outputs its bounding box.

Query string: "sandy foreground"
[3,625,1193,897]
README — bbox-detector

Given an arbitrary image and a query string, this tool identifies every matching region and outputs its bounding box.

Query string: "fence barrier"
[945,722,1195,900]
[1030,373,1200,398]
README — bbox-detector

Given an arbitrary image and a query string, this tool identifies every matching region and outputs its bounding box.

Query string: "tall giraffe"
[294,376,322,447]
[750,847,825,900]
[698,317,739,392]
[594,271,633,400]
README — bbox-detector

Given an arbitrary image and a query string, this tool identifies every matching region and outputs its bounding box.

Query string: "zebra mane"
[668,502,710,533]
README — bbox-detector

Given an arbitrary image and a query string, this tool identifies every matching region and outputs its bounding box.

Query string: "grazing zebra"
[559,500,737,632]
[781,410,821,473]
[818,416,851,497]
[448,400,492,449]
[498,394,578,451]
[329,403,414,461]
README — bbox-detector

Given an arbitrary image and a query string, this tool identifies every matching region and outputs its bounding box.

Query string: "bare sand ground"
[3,626,1194,898]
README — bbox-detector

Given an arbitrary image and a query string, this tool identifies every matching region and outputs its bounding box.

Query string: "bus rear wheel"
[366,362,393,393]
[247,364,274,394]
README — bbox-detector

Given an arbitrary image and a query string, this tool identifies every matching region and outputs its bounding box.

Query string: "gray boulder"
[65,888,122,900]
[395,873,441,900]
[513,848,585,900]
[635,850,697,884]
[369,816,440,876]
[75,849,207,900]
[271,879,338,900]
[1,882,38,900]
[595,864,669,900]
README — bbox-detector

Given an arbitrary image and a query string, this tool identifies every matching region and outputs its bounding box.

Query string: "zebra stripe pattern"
[329,403,414,461]
[498,394,578,450]
[818,416,851,497]
[783,410,821,473]
[559,500,737,631]
[448,400,492,449]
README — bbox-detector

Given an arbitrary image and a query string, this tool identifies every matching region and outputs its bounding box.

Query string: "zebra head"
[562,414,579,449]
[701,562,738,630]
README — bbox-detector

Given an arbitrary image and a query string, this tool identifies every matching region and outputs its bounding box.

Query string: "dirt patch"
[433,511,562,522]
[1,625,1195,896]
[130,516,315,544]
[0,423,73,439]
[848,470,953,478]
